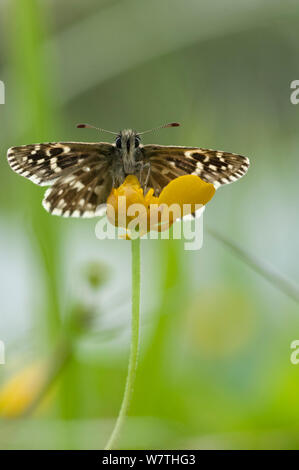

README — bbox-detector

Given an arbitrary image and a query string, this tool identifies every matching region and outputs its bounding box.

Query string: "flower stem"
[105,237,141,450]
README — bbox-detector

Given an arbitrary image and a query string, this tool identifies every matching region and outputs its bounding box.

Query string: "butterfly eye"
[115,137,122,148]
[135,136,140,148]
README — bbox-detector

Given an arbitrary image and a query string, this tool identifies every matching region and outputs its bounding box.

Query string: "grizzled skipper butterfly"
[7,122,249,217]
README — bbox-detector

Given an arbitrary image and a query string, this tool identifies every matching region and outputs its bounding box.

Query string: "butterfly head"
[115,129,140,150]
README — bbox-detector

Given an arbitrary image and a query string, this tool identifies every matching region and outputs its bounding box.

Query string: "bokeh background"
[0,0,299,449]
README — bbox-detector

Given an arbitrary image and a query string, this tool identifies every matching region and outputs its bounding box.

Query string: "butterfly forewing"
[7,142,114,185]
[143,145,250,196]
[7,142,116,217]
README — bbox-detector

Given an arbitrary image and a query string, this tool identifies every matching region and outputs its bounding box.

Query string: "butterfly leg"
[143,165,151,192]
[136,161,151,190]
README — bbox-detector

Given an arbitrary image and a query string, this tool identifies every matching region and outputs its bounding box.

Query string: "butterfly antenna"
[77,123,118,135]
[138,122,180,135]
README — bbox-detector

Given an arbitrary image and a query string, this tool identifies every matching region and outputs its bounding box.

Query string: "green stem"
[105,237,141,450]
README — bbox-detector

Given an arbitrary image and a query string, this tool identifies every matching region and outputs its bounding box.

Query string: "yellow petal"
[158,174,215,214]
[106,176,146,227]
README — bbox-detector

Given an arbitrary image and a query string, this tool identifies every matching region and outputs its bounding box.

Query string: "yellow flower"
[106,174,215,237]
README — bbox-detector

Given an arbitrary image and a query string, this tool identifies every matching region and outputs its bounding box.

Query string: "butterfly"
[7,122,249,218]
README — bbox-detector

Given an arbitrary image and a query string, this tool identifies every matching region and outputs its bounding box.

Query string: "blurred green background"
[0,0,299,450]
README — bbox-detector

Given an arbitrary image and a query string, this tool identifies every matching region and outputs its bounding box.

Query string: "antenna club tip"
[77,124,86,128]
[169,122,180,127]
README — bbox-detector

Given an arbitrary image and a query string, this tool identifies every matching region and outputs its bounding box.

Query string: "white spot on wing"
[52,208,63,216]
[74,181,85,191]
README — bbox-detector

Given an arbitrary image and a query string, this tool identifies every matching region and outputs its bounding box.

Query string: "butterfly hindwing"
[142,145,250,195]
[42,159,112,218]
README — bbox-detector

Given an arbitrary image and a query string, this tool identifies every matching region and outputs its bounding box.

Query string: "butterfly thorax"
[114,129,142,181]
